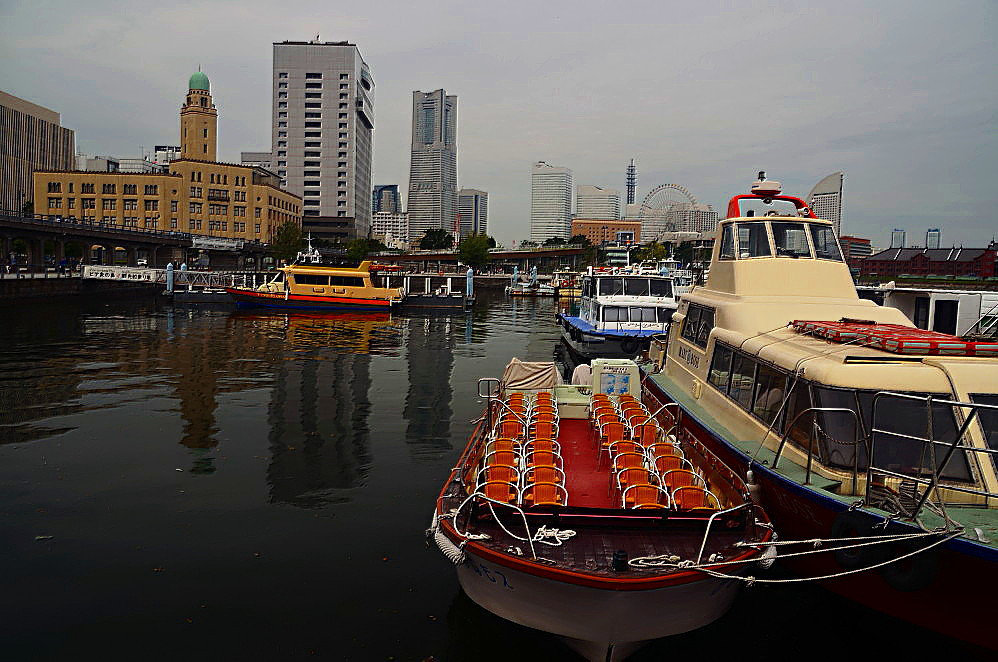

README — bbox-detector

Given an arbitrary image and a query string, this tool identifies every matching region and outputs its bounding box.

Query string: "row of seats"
[590,393,722,511]
[476,392,569,507]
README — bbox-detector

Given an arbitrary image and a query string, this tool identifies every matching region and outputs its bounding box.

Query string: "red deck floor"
[558,418,614,508]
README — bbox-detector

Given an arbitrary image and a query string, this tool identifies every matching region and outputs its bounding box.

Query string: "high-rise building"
[625,159,636,206]
[273,40,375,241]
[372,184,401,214]
[371,211,409,249]
[891,228,906,248]
[457,188,488,238]
[1,90,75,213]
[576,185,620,220]
[926,228,941,249]
[530,161,572,243]
[807,172,844,236]
[407,89,457,243]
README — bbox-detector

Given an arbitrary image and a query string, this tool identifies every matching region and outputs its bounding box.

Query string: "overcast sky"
[2,0,995,247]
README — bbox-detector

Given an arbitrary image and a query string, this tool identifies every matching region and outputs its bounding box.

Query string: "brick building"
[859,243,998,279]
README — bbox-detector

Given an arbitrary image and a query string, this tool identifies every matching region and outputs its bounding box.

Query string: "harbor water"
[0,292,972,660]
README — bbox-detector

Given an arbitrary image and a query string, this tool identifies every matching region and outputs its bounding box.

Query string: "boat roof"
[282,260,373,275]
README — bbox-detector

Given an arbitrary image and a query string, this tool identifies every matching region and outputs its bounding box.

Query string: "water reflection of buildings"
[403,315,456,459]
[262,312,403,507]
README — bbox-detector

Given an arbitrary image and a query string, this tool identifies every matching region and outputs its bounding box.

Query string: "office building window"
[277,150,286,156]
[338,142,347,148]
[305,181,320,187]
[305,93,321,99]
[278,102,287,108]
[305,112,321,118]
[339,93,347,99]
[338,132,347,138]
[278,72,287,78]
[278,141,287,147]
[305,131,321,137]
[278,82,287,88]
[338,123,347,129]
[337,211,346,217]
[305,142,320,147]
[306,72,322,79]
[278,131,287,137]
[339,83,348,90]
[278,92,287,98]
[278,121,287,127]
[277,161,286,166]
[337,201,346,207]
[304,161,320,167]
[305,151,320,157]
[304,170,320,176]
[338,161,347,167]
[338,171,346,177]
[338,151,346,157]
[305,82,322,89]
[102,183,116,194]
[278,111,287,117]
[305,122,321,128]
[338,113,347,119]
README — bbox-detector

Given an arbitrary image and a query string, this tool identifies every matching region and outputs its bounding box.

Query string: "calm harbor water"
[0,291,967,660]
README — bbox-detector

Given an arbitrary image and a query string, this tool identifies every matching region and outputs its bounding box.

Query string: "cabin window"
[599,278,624,296]
[811,386,868,469]
[708,345,733,391]
[719,225,735,260]
[736,222,771,258]
[868,393,972,482]
[649,279,673,297]
[783,379,815,451]
[728,353,756,409]
[295,274,330,286]
[624,278,649,296]
[752,364,788,428]
[680,303,714,348]
[970,394,998,472]
[657,307,674,323]
[629,307,657,322]
[329,276,365,287]
[603,306,627,322]
[771,222,812,258]
[809,224,843,261]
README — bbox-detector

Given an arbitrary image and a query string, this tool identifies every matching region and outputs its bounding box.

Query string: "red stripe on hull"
[226,288,393,309]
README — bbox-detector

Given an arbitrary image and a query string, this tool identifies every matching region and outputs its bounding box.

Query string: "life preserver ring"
[620,337,640,355]
[829,510,879,570]
[878,537,938,592]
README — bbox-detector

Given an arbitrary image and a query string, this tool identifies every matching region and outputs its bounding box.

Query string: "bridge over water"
[0,210,269,271]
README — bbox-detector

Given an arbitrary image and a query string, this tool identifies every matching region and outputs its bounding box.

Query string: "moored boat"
[430,358,774,660]
[642,175,998,649]
[225,260,404,311]
[558,269,679,359]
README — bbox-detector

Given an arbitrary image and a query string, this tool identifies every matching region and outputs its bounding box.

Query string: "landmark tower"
[180,71,217,161]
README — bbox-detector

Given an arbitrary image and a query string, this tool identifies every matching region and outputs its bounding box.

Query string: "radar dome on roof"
[188,71,210,91]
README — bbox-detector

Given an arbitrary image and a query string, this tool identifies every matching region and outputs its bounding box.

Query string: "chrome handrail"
[773,407,863,490]
[867,392,998,516]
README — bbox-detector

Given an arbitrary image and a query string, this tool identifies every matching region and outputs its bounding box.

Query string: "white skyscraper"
[407,89,457,243]
[530,161,572,243]
[457,188,488,238]
[576,185,620,220]
[272,40,375,240]
[807,172,844,236]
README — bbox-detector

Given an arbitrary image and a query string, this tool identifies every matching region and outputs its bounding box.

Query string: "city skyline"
[2,1,995,248]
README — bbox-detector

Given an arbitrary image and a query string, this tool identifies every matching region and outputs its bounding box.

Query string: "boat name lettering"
[466,559,513,590]
[603,366,631,375]
[678,344,701,369]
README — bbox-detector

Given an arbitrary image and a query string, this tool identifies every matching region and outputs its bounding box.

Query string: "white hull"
[457,549,742,661]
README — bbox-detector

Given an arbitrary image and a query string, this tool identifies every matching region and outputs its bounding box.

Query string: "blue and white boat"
[557,268,679,359]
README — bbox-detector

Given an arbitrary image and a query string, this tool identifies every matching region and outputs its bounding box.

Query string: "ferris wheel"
[638,184,700,239]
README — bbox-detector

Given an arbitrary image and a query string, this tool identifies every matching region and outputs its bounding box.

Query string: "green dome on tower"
[188,71,210,91]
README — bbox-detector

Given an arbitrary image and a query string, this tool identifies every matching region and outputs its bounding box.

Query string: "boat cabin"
[658,185,998,512]
[579,273,678,331]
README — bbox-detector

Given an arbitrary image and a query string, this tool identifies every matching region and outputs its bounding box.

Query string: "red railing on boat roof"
[792,319,998,357]
[725,194,817,219]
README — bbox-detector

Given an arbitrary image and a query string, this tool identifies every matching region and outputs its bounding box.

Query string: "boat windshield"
[809,224,843,261]
[736,222,771,258]
[650,279,672,297]
[598,278,624,296]
[771,222,812,258]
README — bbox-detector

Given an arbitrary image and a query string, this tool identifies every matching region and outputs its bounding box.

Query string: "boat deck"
[438,390,768,579]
